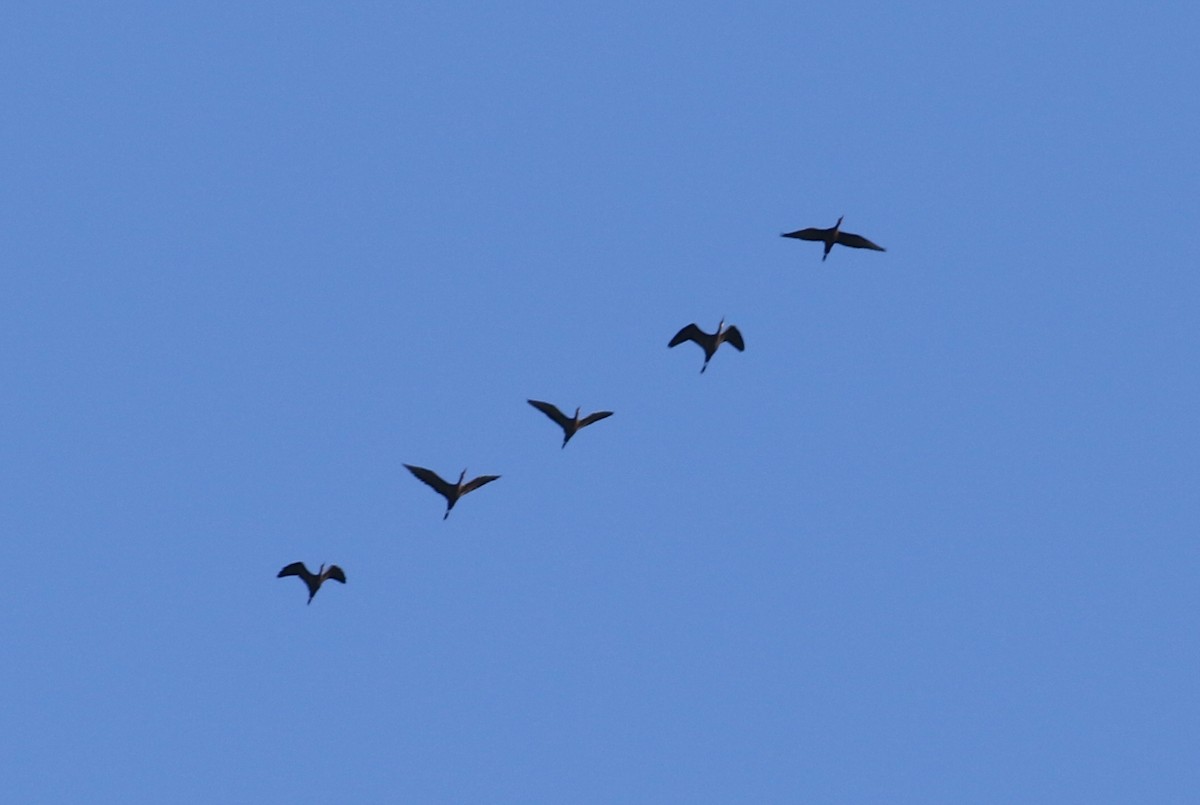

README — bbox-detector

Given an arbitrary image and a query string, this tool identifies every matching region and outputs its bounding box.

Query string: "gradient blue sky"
[2,2,1197,802]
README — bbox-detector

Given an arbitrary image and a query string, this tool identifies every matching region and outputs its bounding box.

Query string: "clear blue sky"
[2,2,1197,802]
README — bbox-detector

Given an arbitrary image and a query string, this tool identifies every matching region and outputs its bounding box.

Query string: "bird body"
[782,216,885,261]
[668,318,745,373]
[277,561,346,605]
[404,464,500,519]
[527,400,613,448]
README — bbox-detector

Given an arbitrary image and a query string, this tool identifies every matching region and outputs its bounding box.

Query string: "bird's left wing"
[462,474,501,494]
[835,232,885,252]
[723,326,745,352]
[579,410,614,427]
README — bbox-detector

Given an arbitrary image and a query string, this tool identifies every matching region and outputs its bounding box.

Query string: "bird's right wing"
[277,562,308,579]
[669,324,703,348]
[528,399,569,428]
[579,410,614,427]
[781,227,829,241]
[404,464,452,496]
[462,474,501,494]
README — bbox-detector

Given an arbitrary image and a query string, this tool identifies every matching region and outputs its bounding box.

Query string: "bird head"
[574,407,581,418]
[459,468,467,484]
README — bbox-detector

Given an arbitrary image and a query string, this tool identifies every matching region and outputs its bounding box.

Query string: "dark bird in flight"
[277,562,346,605]
[527,400,614,448]
[404,464,500,519]
[669,318,745,373]
[781,216,885,261]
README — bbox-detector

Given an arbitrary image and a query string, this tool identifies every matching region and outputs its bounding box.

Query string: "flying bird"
[277,562,346,605]
[527,400,614,448]
[781,216,885,261]
[404,464,500,519]
[668,318,745,373]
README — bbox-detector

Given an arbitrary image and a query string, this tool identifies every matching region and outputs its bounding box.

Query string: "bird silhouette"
[527,400,614,448]
[781,216,885,261]
[404,464,500,519]
[277,562,346,605]
[669,318,745,373]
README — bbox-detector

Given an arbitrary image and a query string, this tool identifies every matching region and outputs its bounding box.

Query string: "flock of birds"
[277,216,886,603]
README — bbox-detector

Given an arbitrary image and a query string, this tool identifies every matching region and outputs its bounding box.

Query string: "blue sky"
[2,2,1197,802]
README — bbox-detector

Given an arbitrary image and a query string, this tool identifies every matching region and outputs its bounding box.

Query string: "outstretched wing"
[669,324,704,348]
[722,326,745,352]
[781,227,830,241]
[579,410,614,428]
[462,474,500,494]
[324,565,347,585]
[404,464,453,497]
[527,399,570,429]
[835,231,885,252]
[277,561,310,580]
